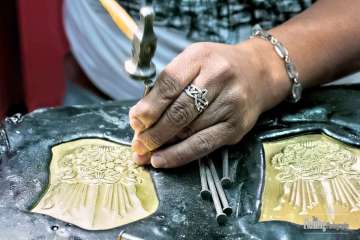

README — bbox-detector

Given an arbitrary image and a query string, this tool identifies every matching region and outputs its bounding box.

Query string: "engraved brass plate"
[31,139,159,230]
[260,134,360,229]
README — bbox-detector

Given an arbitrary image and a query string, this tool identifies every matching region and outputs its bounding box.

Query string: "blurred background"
[1,0,359,121]
[0,0,107,120]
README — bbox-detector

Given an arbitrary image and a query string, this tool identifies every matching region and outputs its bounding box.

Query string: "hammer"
[99,0,157,95]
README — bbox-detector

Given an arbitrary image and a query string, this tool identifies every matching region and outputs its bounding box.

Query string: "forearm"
[249,0,360,110]
[129,0,360,167]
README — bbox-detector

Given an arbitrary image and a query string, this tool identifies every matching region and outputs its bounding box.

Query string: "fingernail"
[151,154,166,168]
[132,152,150,165]
[130,117,145,131]
[132,139,148,155]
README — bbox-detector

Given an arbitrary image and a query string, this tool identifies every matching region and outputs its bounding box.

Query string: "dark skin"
[129,0,360,168]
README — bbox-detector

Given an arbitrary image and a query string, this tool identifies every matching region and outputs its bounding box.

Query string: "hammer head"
[125,6,157,81]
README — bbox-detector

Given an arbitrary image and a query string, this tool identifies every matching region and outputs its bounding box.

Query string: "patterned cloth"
[119,0,314,44]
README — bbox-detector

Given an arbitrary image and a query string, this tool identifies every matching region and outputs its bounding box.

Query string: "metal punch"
[100,1,158,238]
[221,148,232,188]
[199,158,211,199]
[101,0,233,228]
[208,158,232,215]
[199,156,233,224]
[205,163,227,225]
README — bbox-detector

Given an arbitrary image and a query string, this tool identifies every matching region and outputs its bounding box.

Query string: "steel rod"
[221,148,231,187]
[209,158,232,215]
[199,158,211,199]
[205,164,227,224]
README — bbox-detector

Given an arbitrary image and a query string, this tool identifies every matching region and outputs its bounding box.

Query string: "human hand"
[129,40,290,168]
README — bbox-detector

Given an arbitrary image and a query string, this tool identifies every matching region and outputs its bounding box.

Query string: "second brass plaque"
[260,134,360,229]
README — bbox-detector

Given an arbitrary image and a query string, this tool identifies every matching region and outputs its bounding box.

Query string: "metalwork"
[220,148,232,187]
[205,164,227,225]
[251,24,302,103]
[208,158,232,215]
[260,134,360,229]
[2,84,360,238]
[199,159,211,199]
[31,139,159,230]
[184,85,209,113]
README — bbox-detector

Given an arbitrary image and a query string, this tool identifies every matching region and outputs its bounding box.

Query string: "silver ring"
[184,85,209,113]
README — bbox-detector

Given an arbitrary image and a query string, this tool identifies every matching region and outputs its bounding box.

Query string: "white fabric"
[63,0,359,101]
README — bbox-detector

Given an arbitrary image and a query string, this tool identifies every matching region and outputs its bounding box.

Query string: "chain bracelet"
[250,24,302,103]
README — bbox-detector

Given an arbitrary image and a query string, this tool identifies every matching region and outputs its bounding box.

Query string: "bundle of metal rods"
[198,148,232,224]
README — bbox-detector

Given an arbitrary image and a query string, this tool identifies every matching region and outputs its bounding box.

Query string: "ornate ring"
[184,85,209,113]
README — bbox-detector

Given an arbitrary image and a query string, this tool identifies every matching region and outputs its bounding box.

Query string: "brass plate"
[260,134,360,229]
[31,139,159,230]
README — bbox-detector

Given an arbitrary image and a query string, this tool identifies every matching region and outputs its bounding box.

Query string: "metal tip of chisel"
[220,177,232,188]
[222,206,233,216]
[200,189,212,200]
[199,158,212,200]
[216,212,227,225]
[221,148,232,188]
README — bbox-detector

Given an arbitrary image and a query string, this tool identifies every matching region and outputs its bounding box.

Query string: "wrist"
[240,37,292,111]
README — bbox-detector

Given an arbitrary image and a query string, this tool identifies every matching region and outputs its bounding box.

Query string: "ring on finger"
[184,84,209,113]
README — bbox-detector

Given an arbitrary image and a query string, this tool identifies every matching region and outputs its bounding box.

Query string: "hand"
[129,40,289,168]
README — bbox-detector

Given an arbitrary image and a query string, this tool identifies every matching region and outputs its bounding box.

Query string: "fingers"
[133,74,221,154]
[150,122,236,168]
[133,135,183,166]
[133,93,196,154]
[176,96,232,139]
[132,152,151,165]
[129,47,201,131]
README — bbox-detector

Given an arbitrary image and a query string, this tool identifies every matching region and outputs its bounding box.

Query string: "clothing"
[64,0,359,100]
[121,0,314,43]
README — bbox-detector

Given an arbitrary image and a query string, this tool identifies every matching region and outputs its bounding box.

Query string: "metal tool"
[99,0,157,94]
[208,158,232,215]
[101,0,232,226]
[199,158,211,199]
[100,1,157,237]
[220,148,232,188]
[205,164,227,225]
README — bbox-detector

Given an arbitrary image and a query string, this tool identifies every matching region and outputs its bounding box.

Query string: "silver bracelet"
[250,25,302,103]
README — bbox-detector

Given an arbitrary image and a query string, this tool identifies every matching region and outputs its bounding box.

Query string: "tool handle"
[99,0,138,40]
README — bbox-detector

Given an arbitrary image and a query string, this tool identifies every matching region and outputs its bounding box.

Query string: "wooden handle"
[99,0,138,40]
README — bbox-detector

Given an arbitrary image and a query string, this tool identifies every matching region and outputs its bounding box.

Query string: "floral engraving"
[31,139,158,230]
[271,139,360,220]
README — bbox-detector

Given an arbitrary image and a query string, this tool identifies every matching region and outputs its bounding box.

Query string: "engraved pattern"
[271,140,360,219]
[31,140,158,230]
[41,145,144,215]
[57,145,143,185]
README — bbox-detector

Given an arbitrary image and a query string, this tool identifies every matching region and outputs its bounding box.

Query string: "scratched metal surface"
[0,85,360,240]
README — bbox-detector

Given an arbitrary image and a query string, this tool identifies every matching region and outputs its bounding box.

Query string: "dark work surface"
[0,85,360,240]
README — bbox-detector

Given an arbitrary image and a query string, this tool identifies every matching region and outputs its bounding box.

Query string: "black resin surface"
[0,85,359,240]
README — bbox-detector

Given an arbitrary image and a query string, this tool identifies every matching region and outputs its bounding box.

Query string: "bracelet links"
[250,24,302,103]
